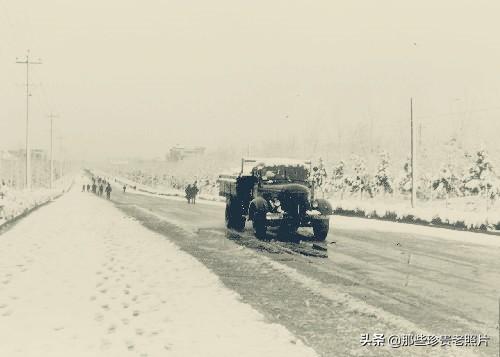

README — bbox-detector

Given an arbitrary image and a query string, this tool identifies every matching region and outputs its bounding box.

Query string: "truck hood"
[260,183,310,196]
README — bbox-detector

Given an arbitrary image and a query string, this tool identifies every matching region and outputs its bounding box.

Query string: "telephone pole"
[48,113,58,189]
[16,50,42,190]
[410,98,417,208]
[58,136,63,180]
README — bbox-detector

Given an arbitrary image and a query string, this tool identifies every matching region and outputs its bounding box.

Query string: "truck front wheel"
[312,220,329,241]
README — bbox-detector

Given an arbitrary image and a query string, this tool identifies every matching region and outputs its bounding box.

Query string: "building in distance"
[167,145,206,161]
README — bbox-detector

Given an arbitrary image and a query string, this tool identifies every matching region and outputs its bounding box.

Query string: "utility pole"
[48,113,58,189]
[410,98,417,208]
[16,50,42,190]
[58,136,63,180]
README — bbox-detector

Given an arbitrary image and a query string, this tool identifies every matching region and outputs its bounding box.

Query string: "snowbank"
[332,198,500,232]
[0,176,74,227]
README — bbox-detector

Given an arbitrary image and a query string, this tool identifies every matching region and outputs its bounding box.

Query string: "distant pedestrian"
[185,184,192,204]
[82,184,86,192]
[87,184,90,192]
[123,185,126,193]
[0,180,6,200]
[99,184,104,196]
[191,182,199,204]
[105,183,112,200]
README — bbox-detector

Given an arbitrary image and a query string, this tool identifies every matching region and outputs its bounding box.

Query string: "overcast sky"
[1,0,500,161]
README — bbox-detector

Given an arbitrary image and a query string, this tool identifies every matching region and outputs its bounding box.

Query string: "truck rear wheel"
[225,199,245,231]
[313,220,329,241]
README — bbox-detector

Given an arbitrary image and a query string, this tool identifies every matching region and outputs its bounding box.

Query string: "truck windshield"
[259,165,309,183]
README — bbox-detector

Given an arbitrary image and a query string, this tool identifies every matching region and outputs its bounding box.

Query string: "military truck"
[218,158,332,240]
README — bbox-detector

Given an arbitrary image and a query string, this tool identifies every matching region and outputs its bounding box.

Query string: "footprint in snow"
[125,340,135,351]
[100,339,111,351]
[107,324,117,334]
[2,310,13,317]
[95,313,104,322]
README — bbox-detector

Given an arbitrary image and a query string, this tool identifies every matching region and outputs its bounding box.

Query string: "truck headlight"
[270,198,280,207]
[312,200,319,208]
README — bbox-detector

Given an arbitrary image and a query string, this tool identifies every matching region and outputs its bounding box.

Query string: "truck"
[218,158,333,240]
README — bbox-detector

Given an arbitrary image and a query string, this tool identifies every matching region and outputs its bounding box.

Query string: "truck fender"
[248,197,269,221]
[315,198,333,215]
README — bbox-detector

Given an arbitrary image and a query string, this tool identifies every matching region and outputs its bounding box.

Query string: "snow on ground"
[332,198,500,231]
[0,176,317,357]
[89,169,224,206]
[334,214,500,247]
[0,176,74,226]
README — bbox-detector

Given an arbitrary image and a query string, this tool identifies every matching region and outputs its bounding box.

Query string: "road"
[109,186,500,357]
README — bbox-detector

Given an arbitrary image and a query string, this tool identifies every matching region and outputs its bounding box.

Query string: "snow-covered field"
[0,176,74,227]
[0,176,316,357]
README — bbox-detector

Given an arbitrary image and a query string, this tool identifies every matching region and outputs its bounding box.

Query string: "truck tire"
[252,214,267,239]
[313,220,329,241]
[249,198,269,239]
[225,199,245,231]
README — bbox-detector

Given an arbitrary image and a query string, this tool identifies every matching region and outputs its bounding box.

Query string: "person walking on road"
[105,183,112,200]
[123,185,126,193]
[99,183,104,197]
[87,183,90,192]
[191,181,199,205]
[185,184,192,204]
[92,182,97,194]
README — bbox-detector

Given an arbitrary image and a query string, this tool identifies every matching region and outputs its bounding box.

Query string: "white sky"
[1,0,500,161]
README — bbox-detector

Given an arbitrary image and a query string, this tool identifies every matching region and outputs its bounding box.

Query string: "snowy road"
[108,183,500,357]
[0,182,317,357]
[1,180,499,357]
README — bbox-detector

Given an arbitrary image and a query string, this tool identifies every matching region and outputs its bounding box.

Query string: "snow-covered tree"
[419,173,433,201]
[345,155,373,199]
[462,149,500,203]
[312,158,328,198]
[432,164,459,203]
[331,160,345,197]
[397,158,412,196]
[373,151,393,195]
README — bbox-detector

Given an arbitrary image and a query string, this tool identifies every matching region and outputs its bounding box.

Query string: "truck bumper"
[264,211,330,227]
